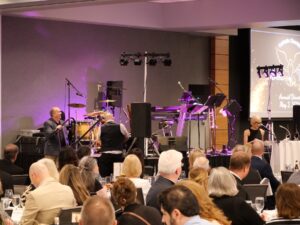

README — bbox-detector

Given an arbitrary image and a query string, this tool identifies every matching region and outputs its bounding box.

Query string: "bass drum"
[76,121,92,140]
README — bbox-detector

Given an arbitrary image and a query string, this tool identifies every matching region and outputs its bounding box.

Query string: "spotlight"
[148,58,157,66]
[120,57,128,66]
[263,66,269,77]
[269,67,276,77]
[134,58,142,66]
[162,58,172,66]
[257,67,262,78]
[277,65,284,76]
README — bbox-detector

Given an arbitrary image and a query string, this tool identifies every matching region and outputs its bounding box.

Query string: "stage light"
[263,66,269,77]
[120,57,129,66]
[257,64,284,78]
[148,58,157,66]
[162,58,172,66]
[257,67,262,78]
[277,65,284,76]
[269,67,276,77]
[133,58,142,65]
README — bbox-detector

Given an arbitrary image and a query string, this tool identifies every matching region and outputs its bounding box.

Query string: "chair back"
[13,185,27,195]
[243,184,268,202]
[58,206,82,225]
[12,174,30,185]
[281,171,293,183]
[136,188,145,205]
[243,169,262,184]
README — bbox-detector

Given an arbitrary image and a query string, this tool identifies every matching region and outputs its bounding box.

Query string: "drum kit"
[67,99,116,148]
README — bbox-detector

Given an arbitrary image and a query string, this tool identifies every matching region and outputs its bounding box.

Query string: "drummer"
[243,115,265,145]
[95,112,130,177]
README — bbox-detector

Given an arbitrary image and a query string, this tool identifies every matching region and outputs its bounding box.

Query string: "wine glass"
[255,197,265,213]
[12,194,21,209]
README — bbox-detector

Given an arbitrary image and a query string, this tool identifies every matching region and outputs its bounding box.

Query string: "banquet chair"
[281,171,293,183]
[58,206,82,225]
[11,174,30,185]
[243,184,268,203]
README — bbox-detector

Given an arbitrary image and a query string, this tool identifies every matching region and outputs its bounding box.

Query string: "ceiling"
[1,0,300,35]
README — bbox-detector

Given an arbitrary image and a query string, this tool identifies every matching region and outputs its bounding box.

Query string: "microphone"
[259,124,270,131]
[279,125,291,139]
[177,81,186,92]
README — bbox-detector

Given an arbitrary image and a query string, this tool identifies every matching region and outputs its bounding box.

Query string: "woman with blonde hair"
[188,148,205,170]
[122,154,151,201]
[177,179,231,225]
[59,164,90,205]
[188,167,209,191]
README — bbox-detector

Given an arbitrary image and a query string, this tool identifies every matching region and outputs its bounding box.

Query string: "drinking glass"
[255,197,264,213]
[12,194,21,208]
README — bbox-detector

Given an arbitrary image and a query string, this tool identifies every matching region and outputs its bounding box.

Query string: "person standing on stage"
[44,106,68,162]
[243,115,265,145]
[97,112,129,177]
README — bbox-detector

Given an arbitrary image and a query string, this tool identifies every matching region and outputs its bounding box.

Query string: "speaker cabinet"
[130,103,151,138]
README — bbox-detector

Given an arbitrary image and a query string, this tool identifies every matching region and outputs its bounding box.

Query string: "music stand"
[204,93,226,153]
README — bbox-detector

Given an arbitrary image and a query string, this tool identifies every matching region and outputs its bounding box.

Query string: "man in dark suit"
[229,151,250,200]
[251,140,280,193]
[0,144,24,175]
[0,170,14,197]
[44,107,68,162]
[146,149,183,212]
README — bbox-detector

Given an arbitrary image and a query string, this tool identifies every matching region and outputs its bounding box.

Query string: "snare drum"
[76,121,92,140]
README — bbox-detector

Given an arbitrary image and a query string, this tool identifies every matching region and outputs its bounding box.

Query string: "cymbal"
[99,99,116,103]
[68,103,86,108]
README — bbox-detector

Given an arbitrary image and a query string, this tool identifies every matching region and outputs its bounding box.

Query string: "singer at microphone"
[243,115,265,144]
[43,106,69,162]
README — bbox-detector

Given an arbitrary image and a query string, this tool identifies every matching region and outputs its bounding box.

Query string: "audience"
[59,164,90,205]
[188,148,205,171]
[146,149,182,211]
[58,146,79,171]
[188,167,209,191]
[159,185,214,225]
[79,196,117,225]
[208,167,264,225]
[232,144,261,184]
[112,177,162,225]
[0,144,24,175]
[20,162,76,225]
[77,145,92,160]
[192,156,210,171]
[251,140,280,193]
[178,180,231,225]
[122,154,151,201]
[266,183,300,224]
[229,151,250,200]
[79,156,102,194]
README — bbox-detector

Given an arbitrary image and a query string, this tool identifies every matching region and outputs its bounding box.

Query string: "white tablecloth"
[270,140,300,174]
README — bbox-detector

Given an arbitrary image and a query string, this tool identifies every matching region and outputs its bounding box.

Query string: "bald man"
[0,143,24,175]
[20,162,76,225]
[43,107,69,161]
[96,112,129,177]
[80,196,117,225]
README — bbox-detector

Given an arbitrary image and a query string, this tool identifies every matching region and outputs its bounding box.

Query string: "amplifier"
[158,136,188,152]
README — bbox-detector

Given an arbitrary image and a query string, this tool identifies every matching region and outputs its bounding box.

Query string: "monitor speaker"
[130,103,151,138]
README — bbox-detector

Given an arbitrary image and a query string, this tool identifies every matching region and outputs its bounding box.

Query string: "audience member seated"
[188,167,209,191]
[188,148,205,171]
[266,183,300,224]
[146,149,182,211]
[232,145,262,184]
[58,146,79,171]
[21,158,59,206]
[112,177,162,225]
[122,154,151,201]
[79,156,102,194]
[193,156,210,171]
[208,167,265,225]
[20,162,76,225]
[59,164,90,205]
[251,140,279,192]
[77,146,91,160]
[0,144,24,175]
[229,151,250,200]
[79,195,117,225]
[178,180,231,225]
[0,170,14,198]
[159,185,214,225]
[287,170,300,185]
